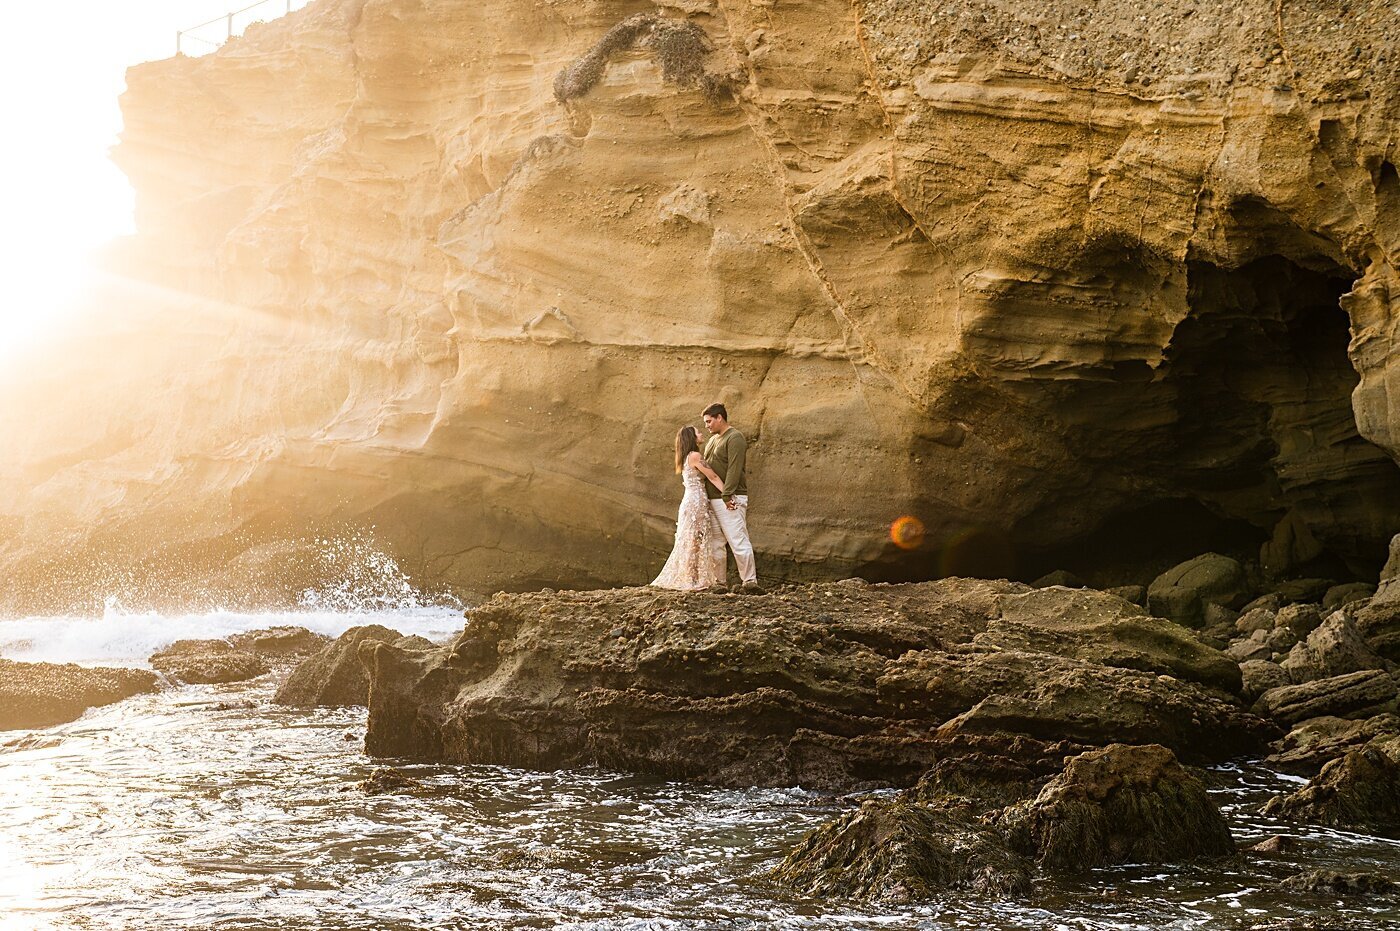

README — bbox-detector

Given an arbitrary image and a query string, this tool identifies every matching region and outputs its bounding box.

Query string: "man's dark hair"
[703,402,728,419]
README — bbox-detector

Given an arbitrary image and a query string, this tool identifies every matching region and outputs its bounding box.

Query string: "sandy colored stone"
[3,1,1400,609]
[1281,612,1387,684]
[274,625,438,707]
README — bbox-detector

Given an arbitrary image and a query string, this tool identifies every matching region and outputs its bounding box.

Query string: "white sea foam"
[0,605,465,668]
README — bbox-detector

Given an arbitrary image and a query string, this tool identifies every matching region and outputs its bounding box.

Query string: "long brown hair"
[675,425,700,473]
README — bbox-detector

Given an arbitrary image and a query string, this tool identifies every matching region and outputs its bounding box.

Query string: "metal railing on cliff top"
[176,0,311,56]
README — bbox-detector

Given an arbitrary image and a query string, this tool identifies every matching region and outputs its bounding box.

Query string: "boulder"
[274,625,438,707]
[972,586,1244,693]
[358,768,423,794]
[768,797,1031,902]
[1239,593,1285,616]
[1001,744,1234,870]
[1105,585,1145,607]
[1265,713,1400,776]
[1254,670,1398,726]
[149,640,267,684]
[1356,599,1400,662]
[1245,834,1299,856]
[1261,736,1400,837]
[1226,631,1272,663]
[1265,625,1299,654]
[1273,578,1332,604]
[1234,607,1277,635]
[362,581,1270,789]
[1201,603,1239,630]
[1279,869,1397,896]
[0,658,159,730]
[1275,603,1324,639]
[227,626,331,659]
[1281,613,1387,684]
[1239,660,1289,703]
[1147,554,1248,628]
[1031,570,1084,589]
[1323,583,1376,612]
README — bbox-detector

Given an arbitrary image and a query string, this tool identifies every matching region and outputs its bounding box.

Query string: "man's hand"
[725,498,738,510]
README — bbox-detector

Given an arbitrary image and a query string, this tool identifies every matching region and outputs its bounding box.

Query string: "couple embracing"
[651,403,761,593]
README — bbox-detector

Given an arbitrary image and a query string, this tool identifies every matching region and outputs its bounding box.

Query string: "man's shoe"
[740,581,766,595]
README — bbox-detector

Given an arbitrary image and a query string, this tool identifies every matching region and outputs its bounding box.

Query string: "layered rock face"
[4,0,1400,608]
[358,579,1270,788]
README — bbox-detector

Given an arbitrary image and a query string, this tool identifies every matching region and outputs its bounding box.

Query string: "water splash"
[0,606,464,669]
[296,533,459,613]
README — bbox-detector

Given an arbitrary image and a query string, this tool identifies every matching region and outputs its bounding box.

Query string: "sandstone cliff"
[4,0,1400,609]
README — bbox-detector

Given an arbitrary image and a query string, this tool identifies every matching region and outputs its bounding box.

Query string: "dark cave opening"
[1019,252,1400,587]
[863,250,1400,590]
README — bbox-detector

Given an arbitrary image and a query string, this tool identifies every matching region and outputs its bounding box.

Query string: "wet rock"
[1246,834,1298,856]
[1281,613,1387,684]
[1279,869,1396,895]
[1105,585,1145,606]
[768,796,1032,902]
[0,658,159,730]
[1147,554,1248,628]
[275,625,440,707]
[150,640,268,684]
[1323,583,1375,612]
[362,581,1269,788]
[1254,670,1398,725]
[1240,660,1289,702]
[1001,744,1234,870]
[358,767,422,794]
[1032,570,1084,589]
[1262,737,1400,837]
[226,626,331,659]
[496,847,553,870]
[1265,713,1400,776]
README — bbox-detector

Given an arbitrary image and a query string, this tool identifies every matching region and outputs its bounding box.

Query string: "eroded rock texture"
[360,579,1271,788]
[4,0,1400,608]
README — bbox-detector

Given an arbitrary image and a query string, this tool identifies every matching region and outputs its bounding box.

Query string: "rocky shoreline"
[3,546,1399,905]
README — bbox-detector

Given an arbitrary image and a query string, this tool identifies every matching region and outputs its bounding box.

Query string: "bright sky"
[0,1,304,363]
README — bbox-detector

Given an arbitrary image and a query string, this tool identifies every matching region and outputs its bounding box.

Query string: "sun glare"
[0,1,269,365]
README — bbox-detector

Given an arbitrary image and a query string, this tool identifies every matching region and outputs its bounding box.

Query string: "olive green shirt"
[703,427,748,500]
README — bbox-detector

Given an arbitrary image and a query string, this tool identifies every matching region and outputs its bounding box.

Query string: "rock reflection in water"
[1,680,1398,930]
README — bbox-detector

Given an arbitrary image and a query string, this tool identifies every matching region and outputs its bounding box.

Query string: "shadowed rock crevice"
[1006,252,1400,586]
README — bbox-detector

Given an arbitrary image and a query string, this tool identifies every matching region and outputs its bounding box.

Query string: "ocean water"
[2,606,1399,930]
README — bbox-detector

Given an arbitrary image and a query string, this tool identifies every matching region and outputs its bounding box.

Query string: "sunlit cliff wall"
[4,0,1400,611]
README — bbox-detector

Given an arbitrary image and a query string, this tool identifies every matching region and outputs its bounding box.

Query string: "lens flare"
[889,515,926,550]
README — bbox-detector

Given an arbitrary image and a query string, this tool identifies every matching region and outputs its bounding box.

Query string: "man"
[701,402,761,593]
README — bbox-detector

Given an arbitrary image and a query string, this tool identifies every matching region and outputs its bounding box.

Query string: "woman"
[651,425,727,590]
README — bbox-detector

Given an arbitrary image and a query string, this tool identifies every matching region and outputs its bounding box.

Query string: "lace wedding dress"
[651,464,725,590]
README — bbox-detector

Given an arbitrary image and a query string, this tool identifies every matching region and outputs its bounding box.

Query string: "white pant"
[708,495,756,584]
